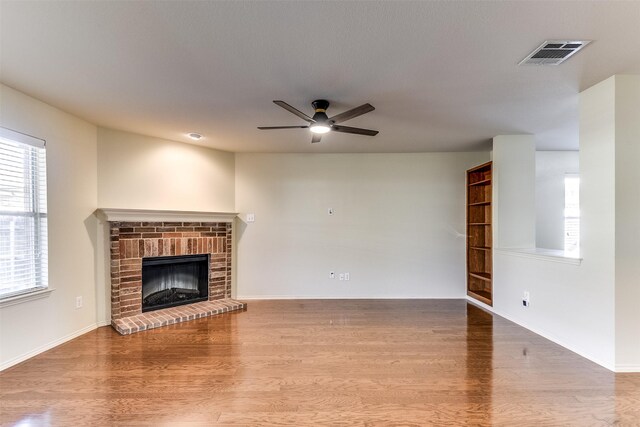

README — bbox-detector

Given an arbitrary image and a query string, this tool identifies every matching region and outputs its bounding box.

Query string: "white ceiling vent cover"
[519,40,591,66]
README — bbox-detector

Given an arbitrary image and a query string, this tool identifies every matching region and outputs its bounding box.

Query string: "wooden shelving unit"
[466,161,493,306]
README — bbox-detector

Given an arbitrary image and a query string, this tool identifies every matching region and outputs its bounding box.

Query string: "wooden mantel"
[95,208,238,223]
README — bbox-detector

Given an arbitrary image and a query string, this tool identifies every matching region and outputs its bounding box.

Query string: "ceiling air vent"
[519,40,591,66]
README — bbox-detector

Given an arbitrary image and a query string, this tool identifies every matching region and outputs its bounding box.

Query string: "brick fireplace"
[98,209,245,335]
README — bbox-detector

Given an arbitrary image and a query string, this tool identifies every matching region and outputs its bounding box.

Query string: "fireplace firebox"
[142,254,209,312]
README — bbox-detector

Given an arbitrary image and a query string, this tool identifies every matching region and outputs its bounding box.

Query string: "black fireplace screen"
[142,254,209,312]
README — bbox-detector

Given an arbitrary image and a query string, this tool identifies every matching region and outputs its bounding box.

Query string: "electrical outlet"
[246,213,255,223]
[329,271,335,279]
[339,273,345,281]
[344,272,350,281]
[75,296,83,309]
[523,291,530,307]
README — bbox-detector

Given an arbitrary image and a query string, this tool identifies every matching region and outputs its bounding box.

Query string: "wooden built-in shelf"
[467,290,492,306]
[466,161,493,306]
[468,178,492,186]
[469,272,492,282]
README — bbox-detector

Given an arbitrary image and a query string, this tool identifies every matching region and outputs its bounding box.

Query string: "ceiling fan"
[258,99,379,143]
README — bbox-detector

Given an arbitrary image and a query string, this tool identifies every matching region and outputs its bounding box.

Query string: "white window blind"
[0,127,48,299]
[564,175,580,254]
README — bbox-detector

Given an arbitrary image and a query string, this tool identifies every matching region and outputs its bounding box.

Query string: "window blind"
[564,175,580,254]
[0,127,48,298]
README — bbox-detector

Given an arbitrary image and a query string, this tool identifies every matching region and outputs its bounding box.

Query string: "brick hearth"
[112,299,246,335]
[108,219,243,334]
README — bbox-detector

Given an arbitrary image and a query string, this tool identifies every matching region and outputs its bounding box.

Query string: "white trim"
[465,296,616,372]
[0,126,46,148]
[615,365,640,373]
[0,323,99,371]
[237,295,464,300]
[95,208,238,223]
[494,248,582,265]
[465,295,494,311]
[0,288,55,308]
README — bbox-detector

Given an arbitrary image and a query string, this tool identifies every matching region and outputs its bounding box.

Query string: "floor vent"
[519,40,591,66]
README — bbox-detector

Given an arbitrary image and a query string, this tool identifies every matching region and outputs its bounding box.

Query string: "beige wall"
[0,84,99,368]
[614,75,640,370]
[235,152,489,298]
[97,127,235,212]
[95,128,237,323]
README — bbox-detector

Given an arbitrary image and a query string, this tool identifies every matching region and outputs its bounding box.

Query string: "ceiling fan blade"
[311,134,322,143]
[328,103,375,124]
[273,100,314,123]
[257,126,309,130]
[331,125,379,136]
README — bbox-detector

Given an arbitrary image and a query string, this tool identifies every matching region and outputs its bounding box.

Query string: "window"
[0,127,48,299]
[564,175,580,254]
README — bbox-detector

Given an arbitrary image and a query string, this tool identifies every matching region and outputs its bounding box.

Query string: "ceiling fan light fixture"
[309,124,331,134]
[258,99,378,142]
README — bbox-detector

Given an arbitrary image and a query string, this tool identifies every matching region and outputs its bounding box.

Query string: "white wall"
[97,127,235,212]
[490,80,618,370]
[235,152,488,299]
[614,75,640,370]
[535,151,579,250]
[492,252,610,364]
[0,84,99,369]
[578,76,617,368]
[493,135,536,249]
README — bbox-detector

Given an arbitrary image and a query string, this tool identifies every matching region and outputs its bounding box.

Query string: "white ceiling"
[1,1,639,153]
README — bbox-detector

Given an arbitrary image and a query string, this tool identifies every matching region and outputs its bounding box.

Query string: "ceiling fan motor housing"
[311,100,330,123]
[312,99,330,112]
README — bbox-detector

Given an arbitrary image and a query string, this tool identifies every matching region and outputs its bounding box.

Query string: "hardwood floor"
[1,300,639,426]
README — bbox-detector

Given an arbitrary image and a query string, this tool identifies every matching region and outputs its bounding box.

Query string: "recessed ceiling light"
[188,133,202,140]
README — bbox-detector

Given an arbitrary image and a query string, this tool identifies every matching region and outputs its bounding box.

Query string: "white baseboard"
[466,296,616,372]
[237,295,464,300]
[615,365,640,373]
[0,323,99,371]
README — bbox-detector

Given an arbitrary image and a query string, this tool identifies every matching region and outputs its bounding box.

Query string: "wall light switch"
[76,296,83,309]
[246,213,255,223]
[339,273,345,281]
[344,272,350,281]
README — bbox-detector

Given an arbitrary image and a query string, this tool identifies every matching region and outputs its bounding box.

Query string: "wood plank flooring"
[1,300,639,426]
